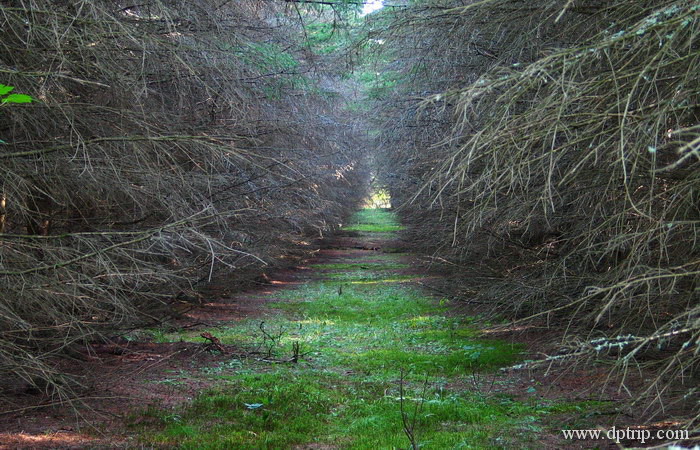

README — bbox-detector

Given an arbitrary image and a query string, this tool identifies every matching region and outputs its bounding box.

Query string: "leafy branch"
[0,83,33,105]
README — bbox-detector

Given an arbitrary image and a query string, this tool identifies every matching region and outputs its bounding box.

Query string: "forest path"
[120,208,612,448]
[0,209,613,449]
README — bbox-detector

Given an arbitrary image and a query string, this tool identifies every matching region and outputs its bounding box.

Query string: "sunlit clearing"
[362,188,391,208]
[361,0,384,16]
[409,315,438,324]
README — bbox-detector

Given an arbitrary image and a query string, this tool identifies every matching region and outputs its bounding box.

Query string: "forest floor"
[1,209,661,449]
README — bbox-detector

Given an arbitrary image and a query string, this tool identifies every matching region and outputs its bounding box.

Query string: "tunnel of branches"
[1,0,698,429]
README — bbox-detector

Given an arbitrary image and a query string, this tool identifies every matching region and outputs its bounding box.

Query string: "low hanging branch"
[0,135,246,159]
[0,0,370,401]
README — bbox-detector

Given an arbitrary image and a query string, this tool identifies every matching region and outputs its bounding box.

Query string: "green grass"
[133,366,611,448]
[132,209,596,448]
[343,223,403,232]
[343,208,404,233]
[311,262,409,270]
[134,367,589,449]
[324,271,416,282]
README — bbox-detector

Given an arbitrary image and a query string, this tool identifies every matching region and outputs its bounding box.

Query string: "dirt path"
[2,209,633,449]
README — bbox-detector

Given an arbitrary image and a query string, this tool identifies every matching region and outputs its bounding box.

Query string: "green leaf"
[0,84,14,96]
[0,139,7,145]
[1,94,33,104]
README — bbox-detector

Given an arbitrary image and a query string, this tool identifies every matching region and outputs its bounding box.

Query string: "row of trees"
[370,0,699,425]
[0,0,368,398]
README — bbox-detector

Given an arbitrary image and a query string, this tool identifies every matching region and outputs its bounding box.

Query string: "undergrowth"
[372,0,700,426]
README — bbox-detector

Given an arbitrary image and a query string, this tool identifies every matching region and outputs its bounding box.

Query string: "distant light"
[361,0,384,16]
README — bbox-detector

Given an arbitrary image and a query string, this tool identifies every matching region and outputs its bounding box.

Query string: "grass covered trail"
[130,209,604,448]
